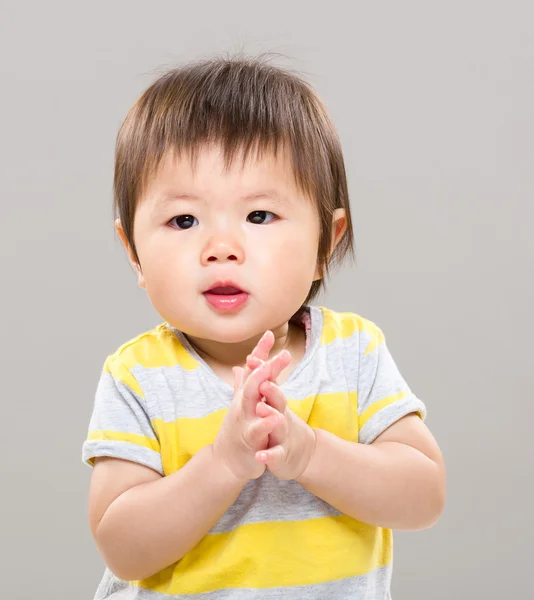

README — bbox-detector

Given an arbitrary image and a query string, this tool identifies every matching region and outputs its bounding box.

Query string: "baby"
[83,55,446,599]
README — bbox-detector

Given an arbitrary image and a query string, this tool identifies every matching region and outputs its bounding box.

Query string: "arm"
[296,414,446,530]
[89,446,246,582]
[88,333,290,582]
[85,356,245,581]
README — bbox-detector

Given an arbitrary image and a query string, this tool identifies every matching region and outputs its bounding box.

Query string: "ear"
[114,218,146,290]
[313,208,348,281]
[329,208,348,255]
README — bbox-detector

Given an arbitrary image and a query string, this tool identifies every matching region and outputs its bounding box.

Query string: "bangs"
[117,57,335,205]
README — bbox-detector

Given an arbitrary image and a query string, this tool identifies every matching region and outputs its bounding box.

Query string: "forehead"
[142,142,304,202]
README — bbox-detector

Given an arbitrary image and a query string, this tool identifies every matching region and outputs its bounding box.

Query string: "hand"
[212,331,292,483]
[244,338,286,450]
[246,356,317,481]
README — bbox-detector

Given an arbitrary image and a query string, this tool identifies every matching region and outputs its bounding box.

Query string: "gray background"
[1,1,532,598]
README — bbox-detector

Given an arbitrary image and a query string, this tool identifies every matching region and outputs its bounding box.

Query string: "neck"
[185,319,302,369]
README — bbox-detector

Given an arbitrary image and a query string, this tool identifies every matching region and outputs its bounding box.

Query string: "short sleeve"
[357,323,427,444]
[82,355,164,475]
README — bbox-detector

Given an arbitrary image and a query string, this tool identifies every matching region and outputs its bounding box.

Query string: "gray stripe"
[83,369,163,473]
[357,338,412,416]
[132,338,362,423]
[359,394,427,445]
[89,371,159,441]
[82,440,164,476]
[94,564,392,600]
[132,361,232,422]
[209,470,341,533]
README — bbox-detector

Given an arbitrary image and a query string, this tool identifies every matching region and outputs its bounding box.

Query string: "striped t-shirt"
[82,305,426,599]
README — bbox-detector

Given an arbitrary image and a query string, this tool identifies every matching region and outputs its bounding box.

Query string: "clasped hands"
[213,330,317,483]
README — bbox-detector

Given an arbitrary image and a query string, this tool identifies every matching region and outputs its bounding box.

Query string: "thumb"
[233,366,245,394]
[257,444,285,468]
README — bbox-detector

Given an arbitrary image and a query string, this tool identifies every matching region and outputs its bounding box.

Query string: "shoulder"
[100,322,198,398]
[104,322,198,373]
[316,305,384,354]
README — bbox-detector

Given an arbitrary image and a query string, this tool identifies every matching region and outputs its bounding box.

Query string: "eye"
[247,210,277,225]
[169,215,198,230]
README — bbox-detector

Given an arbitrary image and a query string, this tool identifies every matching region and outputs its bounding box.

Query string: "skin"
[90,142,445,581]
[115,142,347,381]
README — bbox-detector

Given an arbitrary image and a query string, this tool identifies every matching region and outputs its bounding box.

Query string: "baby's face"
[126,143,321,343]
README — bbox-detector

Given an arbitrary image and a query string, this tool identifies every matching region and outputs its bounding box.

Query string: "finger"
[232,366,245,394]
[246,331,274,372]
[252,330,274,362]
[256,401,287,448]
[267,349,292,383]
[247,356,263,371]
[256,444,285,466]
[246,345,292,379]
[242,360,271,405]
[255,350,291,381]
[258,380,287,413]
[247,413,283,446]
[255,397,284,420]
[255,397,270,418]
[240,358,255,385]
[241,331,274,382]
[241,349,292,416]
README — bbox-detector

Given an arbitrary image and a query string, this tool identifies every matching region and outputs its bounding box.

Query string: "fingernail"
[259,452,267,461]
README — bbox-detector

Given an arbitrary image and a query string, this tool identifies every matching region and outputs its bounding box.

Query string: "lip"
[203,280,248,294]
[202,280,249,312]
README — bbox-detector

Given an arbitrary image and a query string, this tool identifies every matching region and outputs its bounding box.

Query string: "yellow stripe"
[319,307,384,354]
[152,410,227,476]
[153,391,359,474]
[103,310,384,399]
[102,325,201,399]
[103,311,383,401]
[86,430,161,455]
[135,515,392,593]
[307,391,358,441]
[108,323,199,372]
[363,325,384,355]
[104,355,145,398]
[358,392,410,430]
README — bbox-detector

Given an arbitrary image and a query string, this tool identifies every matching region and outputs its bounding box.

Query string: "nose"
[200,237,245,266]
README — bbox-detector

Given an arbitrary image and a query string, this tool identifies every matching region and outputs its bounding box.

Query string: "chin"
[163,313,256,344]
[202,321,260,344]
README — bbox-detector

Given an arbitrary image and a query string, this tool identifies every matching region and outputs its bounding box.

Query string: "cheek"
[141,239,192,292]
[262,224,319,277]
[290,218,320,254]
[142,251,194,324]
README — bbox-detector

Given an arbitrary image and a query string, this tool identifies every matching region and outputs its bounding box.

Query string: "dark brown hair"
[113,53,355,305]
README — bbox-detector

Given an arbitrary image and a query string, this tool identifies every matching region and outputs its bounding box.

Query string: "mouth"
[203,281,249,312]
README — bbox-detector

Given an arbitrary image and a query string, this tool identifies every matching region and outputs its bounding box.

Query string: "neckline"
[166,305,324,396]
